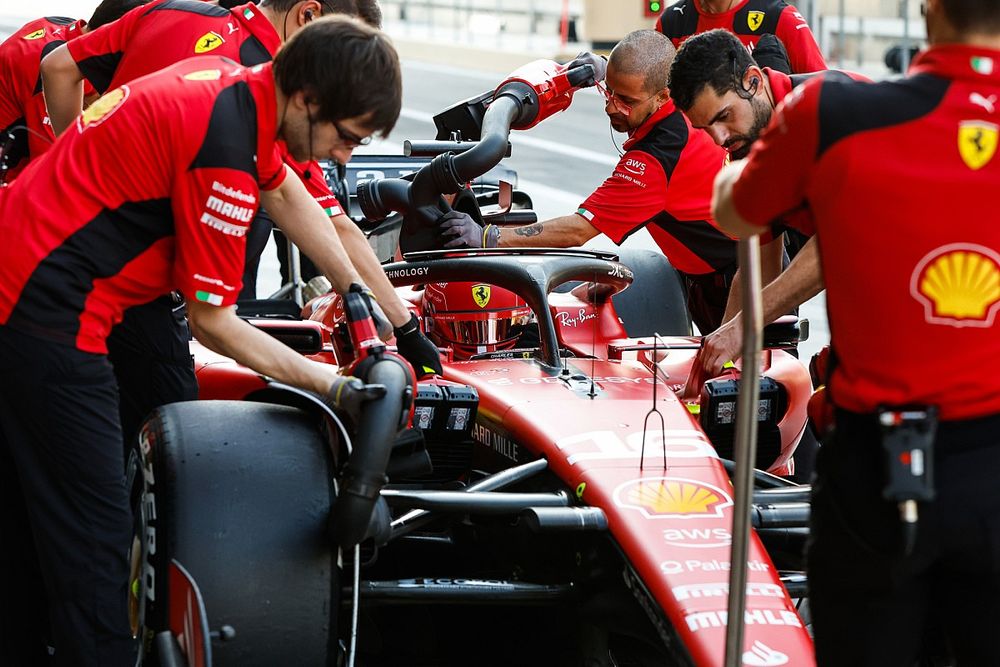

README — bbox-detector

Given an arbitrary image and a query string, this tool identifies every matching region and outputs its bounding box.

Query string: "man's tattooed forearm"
[514,224,544,237]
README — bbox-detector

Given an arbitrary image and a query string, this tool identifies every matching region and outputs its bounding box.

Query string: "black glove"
[566,51,608,86]
[349,283,393,341]
[393,313,443,377]
[322,376,386,430]
[752,34,793,75]
[438,210,498,249]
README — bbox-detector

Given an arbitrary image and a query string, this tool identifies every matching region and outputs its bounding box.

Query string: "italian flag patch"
[243,7,255,20]
[577,207,595,222]
[195,291,224,306]
[971,57,994,75]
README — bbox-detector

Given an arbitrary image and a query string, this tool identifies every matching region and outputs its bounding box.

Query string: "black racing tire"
[612,248,692,337]
[137,401,338,666]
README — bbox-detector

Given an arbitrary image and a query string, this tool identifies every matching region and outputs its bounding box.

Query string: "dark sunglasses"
[333,121,372,148]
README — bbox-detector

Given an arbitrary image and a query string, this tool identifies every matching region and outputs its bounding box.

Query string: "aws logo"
[623,158,646,176]
[194,31,225,54]
[911,243,1000,328]
[615,477,733,520]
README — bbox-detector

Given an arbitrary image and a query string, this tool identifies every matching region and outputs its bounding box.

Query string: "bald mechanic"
[712,0,1000,662]
[669,29,867,373]
[438,29,783,335]
[41,0,441,446]
[0,0,146,181]
[0,18,402,664]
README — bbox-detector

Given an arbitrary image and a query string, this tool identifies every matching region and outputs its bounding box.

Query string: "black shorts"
[808,409,1000,666]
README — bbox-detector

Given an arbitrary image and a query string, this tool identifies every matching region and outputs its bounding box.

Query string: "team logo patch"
[79,87,128,130]
[958,120,998,170]
[183,69,222,81]
[194,31,224,54]
[747,11,765,32]
[23,29,45,40]
[472,284,491,308]
[614,477,733,520]
[911,244,1000,328]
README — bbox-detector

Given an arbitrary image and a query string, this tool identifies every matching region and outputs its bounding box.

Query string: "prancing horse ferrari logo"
[472,284,491,308]
[747,11,765,32]
[194,31,224,54]
[958,120,998,170]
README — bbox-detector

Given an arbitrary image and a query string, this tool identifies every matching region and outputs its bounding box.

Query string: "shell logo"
[910,243,1000,328]
[79,86,129,131]
[614,477,733,520]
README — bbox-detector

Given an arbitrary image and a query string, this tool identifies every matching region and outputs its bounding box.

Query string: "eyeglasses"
[595,81,657,116]
[333,121,372,148]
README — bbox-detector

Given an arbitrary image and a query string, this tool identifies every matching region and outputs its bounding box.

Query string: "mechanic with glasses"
[0,19,405,665]
[40,0,440,451]
[438,29,785,336]
[655,0,826,75]
[713,0,1000,663]
[0,0,146,184]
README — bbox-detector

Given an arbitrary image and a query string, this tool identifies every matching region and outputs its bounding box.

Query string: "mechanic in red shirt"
[39,0,439,447]
[713,0,1000,661]
[657,0,826,74]
[437,30,783,334]
[0,18,403,664]
[669,28,869,373]
[0,1,145,182]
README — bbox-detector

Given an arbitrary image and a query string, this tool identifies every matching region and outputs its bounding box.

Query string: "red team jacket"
[67,0,343,215]
[657,0,826,74]
[0,16,88,179]
[579,101,734,276]
[731,45,1000,420]
[0,58,287,354]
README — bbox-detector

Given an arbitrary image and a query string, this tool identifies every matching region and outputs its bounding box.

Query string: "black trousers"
[239,209,275,301]
[0,326,134,666]
[106,296,197,450]
[808,408,1000,666]
[679,266,737,335]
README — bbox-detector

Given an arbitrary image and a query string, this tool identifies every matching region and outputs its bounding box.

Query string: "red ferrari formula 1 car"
[131,61,815,667]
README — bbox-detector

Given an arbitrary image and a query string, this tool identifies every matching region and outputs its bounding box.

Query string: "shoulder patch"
[79,86,129,131]
[189,81,259,180]
[23,29,46,40]
[194,31,225,54]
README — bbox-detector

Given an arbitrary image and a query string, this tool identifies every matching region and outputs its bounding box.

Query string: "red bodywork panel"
[193,286,814,666]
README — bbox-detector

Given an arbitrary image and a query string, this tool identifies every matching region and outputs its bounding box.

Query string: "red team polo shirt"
[657,0,826,74]
[66,0,343,215]
[578,101,735,275]
[731,45,1000,421]
[0,58,287,354]
[0,16,88,179]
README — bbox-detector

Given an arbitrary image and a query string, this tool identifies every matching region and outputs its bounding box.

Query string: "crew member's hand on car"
[699,316,742,376]
[439,210,498,248]
[323,375,387,429]
[350,283,394,340]
[393,314,444,377]
[566,51,608,86]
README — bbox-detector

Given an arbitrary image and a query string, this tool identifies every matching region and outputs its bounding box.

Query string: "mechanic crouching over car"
[712,0,1000,663]
[436,29,786,336]
[0,18,416,666]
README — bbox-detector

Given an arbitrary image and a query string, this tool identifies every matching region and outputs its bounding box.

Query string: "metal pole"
[837,0,845,69]
[722,237,764,667]
[901,0,912,73]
